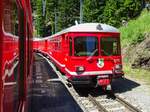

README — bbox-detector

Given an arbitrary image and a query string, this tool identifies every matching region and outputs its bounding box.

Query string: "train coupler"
[97,75,112,91]
[106,84,112,91]
[101,84,112,91]
[97,76,110,85]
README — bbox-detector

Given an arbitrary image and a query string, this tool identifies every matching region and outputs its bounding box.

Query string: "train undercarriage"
[67,75,112,91]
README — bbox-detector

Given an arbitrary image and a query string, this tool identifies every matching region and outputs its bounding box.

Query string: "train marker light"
[114,64,123,73]
[115,64,122,69]
[65,58,68,62]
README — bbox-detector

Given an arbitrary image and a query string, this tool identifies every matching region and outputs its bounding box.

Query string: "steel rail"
[115,95,142,112]
[88,94,109,112]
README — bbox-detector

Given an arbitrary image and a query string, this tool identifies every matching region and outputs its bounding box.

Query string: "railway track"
[88,94,108,112]
[40,53,143,112]
[56,71,143,112]
[87,93,142,112]
[115,94,142,112]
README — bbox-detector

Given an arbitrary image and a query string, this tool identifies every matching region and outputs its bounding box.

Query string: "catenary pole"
[80,0,83,23]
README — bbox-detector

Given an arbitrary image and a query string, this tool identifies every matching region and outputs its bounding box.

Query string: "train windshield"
[74,36,98,56]
[100,37,120,56]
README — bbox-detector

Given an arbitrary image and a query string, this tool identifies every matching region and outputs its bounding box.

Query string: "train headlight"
[65,58,67,62]
[114,64,122,73]
[115,64,122,69]
[76,66,85,72]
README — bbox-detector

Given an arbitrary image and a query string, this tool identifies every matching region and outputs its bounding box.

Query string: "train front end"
[65,23,124,89]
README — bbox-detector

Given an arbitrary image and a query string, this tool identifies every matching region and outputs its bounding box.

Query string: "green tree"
[84,0,143,27]
[31,0,143,37]
[83,0,106,23]
[103,0,119,26]
[45,0,57,34]
[57,0,80,31]
[34,0,46,37]
[123,0,142,18]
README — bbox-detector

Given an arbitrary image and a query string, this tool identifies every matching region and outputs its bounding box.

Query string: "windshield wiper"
[87,49,98,61]
[101,49,111,56]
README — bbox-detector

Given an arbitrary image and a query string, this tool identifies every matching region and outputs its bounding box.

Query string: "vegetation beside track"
[123,64,150,85]
[120,10,150,84]
[120,10,150,47]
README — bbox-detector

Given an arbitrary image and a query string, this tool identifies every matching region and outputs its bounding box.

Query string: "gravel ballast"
[112,77,150,112]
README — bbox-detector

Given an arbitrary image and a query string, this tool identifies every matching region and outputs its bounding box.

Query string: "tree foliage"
[57,0,80,31]
[84,0,143,27]
[36,0,45,37]
[83,0,106,23]
[31,0,143,37]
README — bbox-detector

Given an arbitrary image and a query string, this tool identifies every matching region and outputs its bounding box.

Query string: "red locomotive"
[34,23,124,90]
[0,0,33,112]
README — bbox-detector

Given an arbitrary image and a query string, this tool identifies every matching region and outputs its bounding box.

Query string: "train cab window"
[100,37,120,56]
[3,0,18,36]
[74,36,98,56]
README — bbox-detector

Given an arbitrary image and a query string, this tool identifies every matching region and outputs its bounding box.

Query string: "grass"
[119,9,150,85]
[120,9,150,47]
[123,64,150,85]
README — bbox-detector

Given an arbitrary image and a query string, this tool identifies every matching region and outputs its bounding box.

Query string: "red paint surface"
[33,31,124,85]
[0,0,33,111]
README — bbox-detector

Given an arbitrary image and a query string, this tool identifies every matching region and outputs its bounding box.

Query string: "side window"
[54,38,61,51]
[69,37,72,56]
[3,0,18,36]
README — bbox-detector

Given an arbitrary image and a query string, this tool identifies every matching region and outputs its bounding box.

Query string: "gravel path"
[112,76,150,112]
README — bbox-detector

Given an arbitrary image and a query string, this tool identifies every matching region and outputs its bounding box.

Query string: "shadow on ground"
[112,77,140,93]
[73,77,140,97]
[29,54,83,112]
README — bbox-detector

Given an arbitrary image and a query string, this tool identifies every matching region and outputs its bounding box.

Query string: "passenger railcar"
[34,23,124,90]
[0,0,33,112]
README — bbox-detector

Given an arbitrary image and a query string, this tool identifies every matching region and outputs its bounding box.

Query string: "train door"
[25,22,33,112]
[18,6,27,112]
[27,23,31,77]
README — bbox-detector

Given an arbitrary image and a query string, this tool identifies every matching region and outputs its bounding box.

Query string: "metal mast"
[80,0,83,23]
[42,0,46,16]
[54,8,57,33]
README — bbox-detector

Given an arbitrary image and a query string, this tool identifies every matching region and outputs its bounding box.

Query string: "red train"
[34,23,124,90]
[0,0,33,112]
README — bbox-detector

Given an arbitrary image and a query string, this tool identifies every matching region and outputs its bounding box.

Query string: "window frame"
[73,36,99,57]
[100,37,121,56]
[3,0,19,36]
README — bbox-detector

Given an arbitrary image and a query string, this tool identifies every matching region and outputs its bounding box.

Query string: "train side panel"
[46,34,68,72]
[0,0,33,112]
[1,1,20,112]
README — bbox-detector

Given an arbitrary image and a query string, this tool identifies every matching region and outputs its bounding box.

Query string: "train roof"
[50,23,119,38]
[33,37,50,41]
[33,23,119,41]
